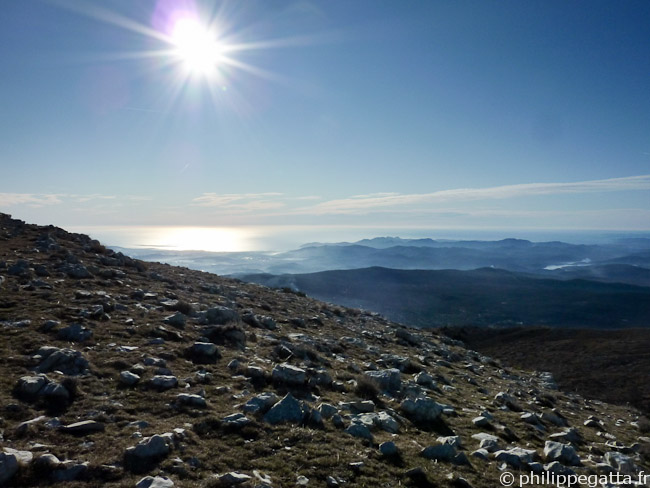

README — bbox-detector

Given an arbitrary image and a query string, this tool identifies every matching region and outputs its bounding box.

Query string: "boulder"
[33,346,89,375]
[544,441,581,466]
[308,369,333,387]
[470,449,490,461]
[243,392,279,414]
[347,400,375,413]
[318,403,338,419]
[494,447,536,469]
[521,412,542,425]
[34,453,61,471]
[604,451,637,475]
[364,369,401,393]
[549,428,583,445]
[206,306,239,325]
[3,448,32,467]
[264,393,305,425]
[136,476,175,488]
[57,324,93,342]
[62,264,92,279]
[163,312,186,329]
[545,461,575,475]
[494,392,521,411]
[186,342,220,364]
[541,411,568,427]
[15,374,49,397]
[437,435,462,449]
[39,381,71,404]
[479,437,501,453]
[472,415,490,427]
[351,411,399,434]
[345,423,373,441]
[259,316,277,330]
[245,365,266,379]
[420,444,457,462]
[222,413,251,429]
[177,393,206,408]
[271,363,306,386]
[149,375,178,390]
[8,259,30,276]
[242,313,276,330]
[379,441,399,456]
[51,460,88,482]
[120,371,141,386]
[124,434,174,472]
[400,396,443,424]
[215,472,252,486]
[414,371,435,387]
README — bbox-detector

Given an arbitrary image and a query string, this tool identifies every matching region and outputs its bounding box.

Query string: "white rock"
[120,371,141,386]
[136,476,175,488]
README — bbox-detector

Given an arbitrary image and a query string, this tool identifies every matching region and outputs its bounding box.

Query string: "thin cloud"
[0,193,63,207]
[307,175,650,214]
[192,192,284,207]
[0,193,152,209]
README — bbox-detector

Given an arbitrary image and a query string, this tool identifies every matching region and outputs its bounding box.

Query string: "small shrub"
[355,375,380,401]
[174,300,194,315]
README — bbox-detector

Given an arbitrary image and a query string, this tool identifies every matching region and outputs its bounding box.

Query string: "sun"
[170,17,222,77]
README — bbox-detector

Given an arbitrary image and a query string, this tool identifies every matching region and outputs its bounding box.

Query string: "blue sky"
[1,0,649,247]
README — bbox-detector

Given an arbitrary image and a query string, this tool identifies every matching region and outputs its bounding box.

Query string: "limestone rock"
[400,396,443,424]
[124,434,174,472]
[206,306,239,325]
[420,443,456,462]
[177,393,207,408]
[264,393,305,425]
[244,392,279,414]
[120,370,141,386]
[61,420,105,435]
[186,342,221,364]
[34,453,61,471]
[215,472,252,486]
[136,476,175,488]
[271,363,306,385]
[51,460,88,482]
[604,451,637,475]
[163,312,186,329]
[33,346,89,375]
[222,413,251,429]
[345,423,373,441]
[379,441,399,456]
[57,323,93,342]
[318,403,338,419]
[494,447,536,469]
[149,375,178,390]
[364,368,401,393]
[544,441,581,466]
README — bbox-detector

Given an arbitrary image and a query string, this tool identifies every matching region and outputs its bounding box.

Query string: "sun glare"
[170,17,222,76]
[54,0,319,114]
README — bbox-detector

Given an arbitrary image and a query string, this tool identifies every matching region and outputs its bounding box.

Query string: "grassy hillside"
[444,327,650,415]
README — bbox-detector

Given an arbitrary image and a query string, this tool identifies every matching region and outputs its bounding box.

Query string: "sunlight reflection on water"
[70,226,255,252]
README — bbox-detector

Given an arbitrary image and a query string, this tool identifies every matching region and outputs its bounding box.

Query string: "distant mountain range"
[115,236,650,286]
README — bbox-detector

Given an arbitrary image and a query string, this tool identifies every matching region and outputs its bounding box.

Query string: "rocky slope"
[0,212,648,488]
